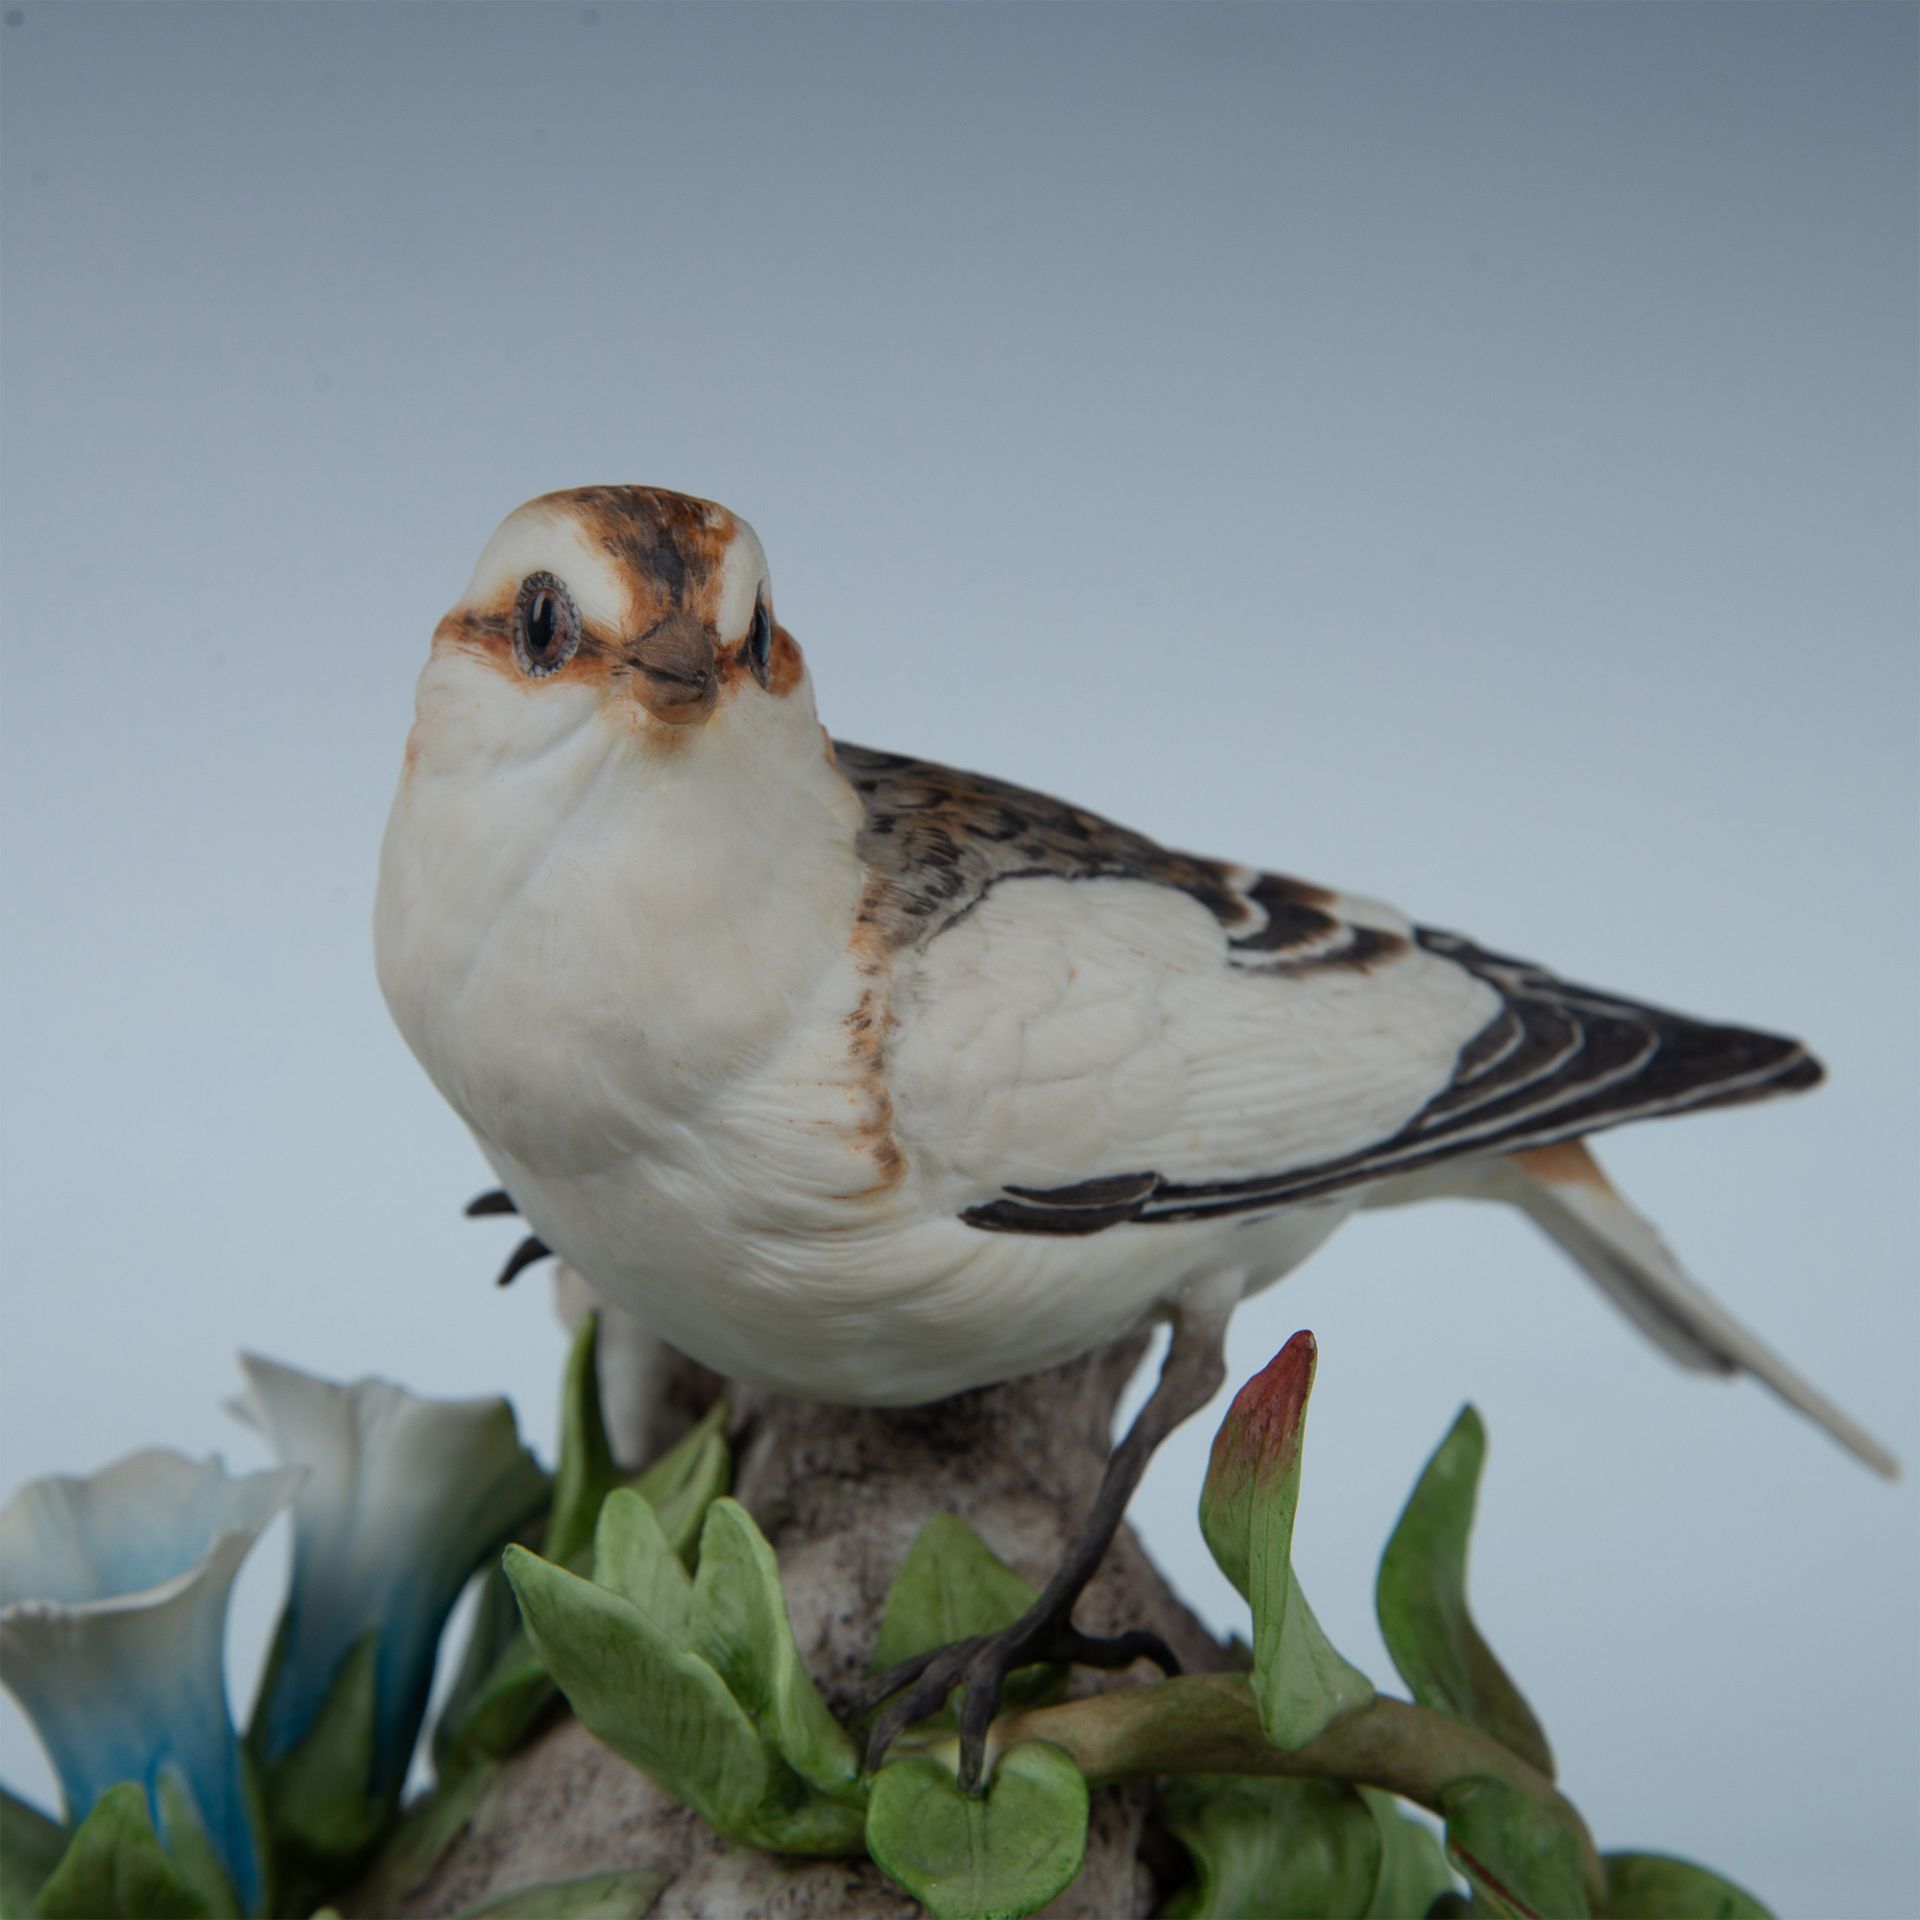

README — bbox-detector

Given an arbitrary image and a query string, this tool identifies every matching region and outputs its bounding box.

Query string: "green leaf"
[1357,1789,1458,1918]
[435,1552,552,1766]
[32,1783,209,1920]
[0,1786,68,1920]
[450,1867,673,1919]
[689,1499,863,1802]
[1376,1407,1554,1780]
[255,1628,390,1865]
[449,1635,558,1762]
[866,1742,1088,1920]
[502,1545,861,1856]
[435,1313,614,1766]
[504,1544,765,1828]
[630,1401,730,1563]
[546,1315,621,1570]
[1439,1777,1589,1920]
[872,1515,1038,1668]
[1159,1775,1380,1918]
[435,1389,727,1773]
[869,1514,1066,1724]
[1600,1853,1773,1918]
[1198,1332,1374,1749]
[151,1774,241,1920]
[591,1488,697,1643]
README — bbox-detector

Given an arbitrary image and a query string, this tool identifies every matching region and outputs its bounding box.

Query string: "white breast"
[374,650,868,1179]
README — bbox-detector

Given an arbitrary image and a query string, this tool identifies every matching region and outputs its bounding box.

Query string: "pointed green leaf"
[1376,1407,1553,1780]
[866,1742,1088,1920]
[591,1488,697,1644]
[151,1774,241,1920]
[448,1635,558,1761]
[1600,1853,1772,1918]
[32,1783,209,1920]
[689,1498,862,1801]
[1357,1788,1458,1918]
[872,1514,1039,1668]
[505,1544,767,1831]
[433,1561,540,1764]
[1199,1333,1374,1749]
[0,1786,67,1920]
[502,1544,861,1855]
[256,1629,390,1864]
[1439,1777,1589,1920]
[869,1514,1066,1723]
[546,1315,620,1570]
[450,1866,673,1918]
[630,1401,730,1563]
[436,1390,726,1771]
[1159,1775,1379,1918]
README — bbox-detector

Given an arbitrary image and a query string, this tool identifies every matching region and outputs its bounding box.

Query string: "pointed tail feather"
[1508,1141,1898,1479]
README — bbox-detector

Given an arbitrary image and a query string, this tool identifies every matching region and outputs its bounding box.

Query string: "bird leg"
[464,1188,553,1287]
[861,1296,1232,1790]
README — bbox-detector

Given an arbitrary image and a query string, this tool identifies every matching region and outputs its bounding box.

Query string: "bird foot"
[862,1611,1178,1790]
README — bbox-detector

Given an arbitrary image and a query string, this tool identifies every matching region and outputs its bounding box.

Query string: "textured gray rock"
[374,1291,1234,1919]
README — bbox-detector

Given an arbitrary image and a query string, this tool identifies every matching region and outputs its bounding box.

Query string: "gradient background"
[2,4,1914,1912]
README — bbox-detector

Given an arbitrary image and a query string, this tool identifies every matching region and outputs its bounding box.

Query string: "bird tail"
[1505,1140,1897,1478]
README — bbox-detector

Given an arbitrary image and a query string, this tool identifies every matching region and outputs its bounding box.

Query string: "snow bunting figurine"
[376,486,1893,1779]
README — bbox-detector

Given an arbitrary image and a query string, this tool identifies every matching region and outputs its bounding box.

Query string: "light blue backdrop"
[2,5,1914,1912]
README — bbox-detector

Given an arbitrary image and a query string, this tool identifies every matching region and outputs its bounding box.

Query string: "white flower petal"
[0,1451,299,1914]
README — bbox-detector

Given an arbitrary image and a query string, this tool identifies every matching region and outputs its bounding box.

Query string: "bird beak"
[626,613,719,726]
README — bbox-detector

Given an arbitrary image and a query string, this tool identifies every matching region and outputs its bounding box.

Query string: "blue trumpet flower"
[236,1356,547,1809]
[0,1450,301,1915]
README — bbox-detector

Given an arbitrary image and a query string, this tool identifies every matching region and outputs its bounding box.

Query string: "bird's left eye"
[512,572,581,679]
[746,594,773,687]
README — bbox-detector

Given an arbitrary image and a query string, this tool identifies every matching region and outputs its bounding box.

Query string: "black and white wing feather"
[838,744,1821,1235]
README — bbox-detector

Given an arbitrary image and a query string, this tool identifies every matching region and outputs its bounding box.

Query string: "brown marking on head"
[1513,1139,1612,1192]
[438,487,805,731]
[540,485,740,636]
[712,617,804,701]
[764,622,804,696]
[433,600,628,693]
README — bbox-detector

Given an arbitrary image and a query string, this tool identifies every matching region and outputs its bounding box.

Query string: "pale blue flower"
[236,1356,547,1800]
[0,1450,301,1914]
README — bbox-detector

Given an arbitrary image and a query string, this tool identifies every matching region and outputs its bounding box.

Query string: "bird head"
[407,485,816,781]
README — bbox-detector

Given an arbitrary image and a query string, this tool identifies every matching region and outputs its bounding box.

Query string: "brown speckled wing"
[833,741,1397,970]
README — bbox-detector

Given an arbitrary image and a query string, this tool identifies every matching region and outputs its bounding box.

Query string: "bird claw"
[862,1615,1180,1789]
[462,1190,552,1287]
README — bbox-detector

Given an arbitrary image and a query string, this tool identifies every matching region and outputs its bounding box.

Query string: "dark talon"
[861,1303,1234,1789]
[494,1233,553,1288]
[856,1642,951,1719]
[466,1188,519,1217]
[1054,1625,1181,1676]
[863,1638,984,1776]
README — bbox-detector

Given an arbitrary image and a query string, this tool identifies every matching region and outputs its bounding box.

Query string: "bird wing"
[838,744,1821,1233]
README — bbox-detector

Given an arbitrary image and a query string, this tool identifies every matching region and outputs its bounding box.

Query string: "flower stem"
[993,1674,1604,1905]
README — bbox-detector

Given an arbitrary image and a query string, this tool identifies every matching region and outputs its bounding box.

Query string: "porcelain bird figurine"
[375,486,1893,1780]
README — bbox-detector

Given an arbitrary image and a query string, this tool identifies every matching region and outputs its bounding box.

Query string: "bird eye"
[746,594,773,687]
[512,572,581,678]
